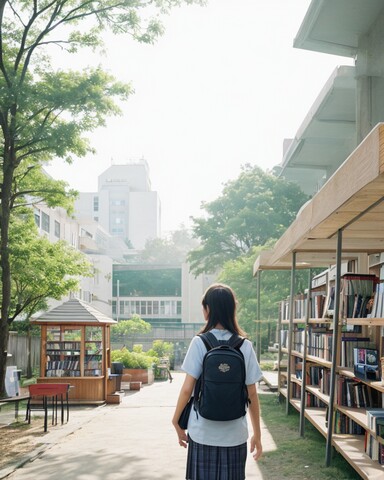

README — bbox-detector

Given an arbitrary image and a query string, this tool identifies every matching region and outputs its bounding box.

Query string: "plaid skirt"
[186,436,247,480]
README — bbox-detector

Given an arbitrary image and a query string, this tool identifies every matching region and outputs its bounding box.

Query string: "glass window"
[93,196,99,212]
[85,326,102,341]
[54,220,60,238]
[147,301,152,315]
[46,326,61,341]
[140,302,146,315]
[177,301,182,315]
[42,212,50,232]
[153,301,159,315]
[34,208,41,227]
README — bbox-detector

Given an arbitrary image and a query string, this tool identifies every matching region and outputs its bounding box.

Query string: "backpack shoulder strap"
[228,334,246,350]
[198,332,219,351]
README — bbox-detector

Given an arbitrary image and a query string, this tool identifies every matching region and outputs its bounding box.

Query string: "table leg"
[43,397,48,433]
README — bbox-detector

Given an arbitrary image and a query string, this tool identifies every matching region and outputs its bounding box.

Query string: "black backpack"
[193,332,249,421]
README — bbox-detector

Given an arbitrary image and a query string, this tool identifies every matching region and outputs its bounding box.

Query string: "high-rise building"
[75,160,161,249]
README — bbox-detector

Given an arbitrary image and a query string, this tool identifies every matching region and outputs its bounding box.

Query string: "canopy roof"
[279,66,356,194]
[293,0,384,57]
[32,298,117,325]
[254,123,384,273]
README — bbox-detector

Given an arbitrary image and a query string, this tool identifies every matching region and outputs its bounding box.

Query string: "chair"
[26,383,70,432]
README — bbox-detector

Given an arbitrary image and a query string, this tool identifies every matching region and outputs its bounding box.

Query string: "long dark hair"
[200,283,247,336]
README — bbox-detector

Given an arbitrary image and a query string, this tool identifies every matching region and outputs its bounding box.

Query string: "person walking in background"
[172,283,263,480]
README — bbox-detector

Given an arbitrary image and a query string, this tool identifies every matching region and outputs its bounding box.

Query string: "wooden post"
[299,268,312,436]
[326,229,343,466]
[256,270,261,363]
[286,251,296,415]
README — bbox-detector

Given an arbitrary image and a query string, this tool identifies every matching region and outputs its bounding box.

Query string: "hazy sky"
[46,0,353,233]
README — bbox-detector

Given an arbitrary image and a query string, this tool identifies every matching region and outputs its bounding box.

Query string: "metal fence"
[7,332,40,375]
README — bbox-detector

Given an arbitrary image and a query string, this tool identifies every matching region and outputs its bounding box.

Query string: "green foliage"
[218,245,312,347]
[137,227,198,264]
[0,0,205,397]
[7,213,93,322]
[110,315,152,341]
[188,165,309,275]
[146,339,174,359]
[9,321,40,336]
[132,344,143,353]
[111,347,155,369]
[257,394,360,479]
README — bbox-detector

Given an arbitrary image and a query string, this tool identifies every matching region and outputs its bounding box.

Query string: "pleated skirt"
[186,436,247,480]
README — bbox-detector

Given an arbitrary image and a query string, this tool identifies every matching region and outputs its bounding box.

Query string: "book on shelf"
[307,331,333,361]
[340,273,378,319]
[366,410,384,464]
[280,329,288,348]
[354,348,379,381]
[371,282,384,318]
[337,376,380,408]
[340,336,370,368]
[311,290,326,319]
[334,410,365,435]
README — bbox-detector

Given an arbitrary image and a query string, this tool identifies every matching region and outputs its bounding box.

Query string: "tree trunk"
[27,327,32,379]
[0,324,9,398]
[0,149,16,397]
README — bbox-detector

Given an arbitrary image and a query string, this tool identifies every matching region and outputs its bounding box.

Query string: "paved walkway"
[4,373,277,480]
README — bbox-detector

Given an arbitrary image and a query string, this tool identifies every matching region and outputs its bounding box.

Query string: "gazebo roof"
[32,298,117,325]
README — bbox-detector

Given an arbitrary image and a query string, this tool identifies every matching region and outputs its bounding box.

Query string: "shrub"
[111,347,156,369]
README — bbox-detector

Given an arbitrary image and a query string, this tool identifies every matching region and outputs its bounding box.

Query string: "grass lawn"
[257,394,361,480]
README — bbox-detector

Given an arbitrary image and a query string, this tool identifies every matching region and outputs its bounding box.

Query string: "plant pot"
[122,368,154,385]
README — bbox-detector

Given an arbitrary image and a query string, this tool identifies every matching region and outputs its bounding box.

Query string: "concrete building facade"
[75,160,161,249]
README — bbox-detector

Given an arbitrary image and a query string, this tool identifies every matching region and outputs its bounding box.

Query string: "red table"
[26,383,70,432]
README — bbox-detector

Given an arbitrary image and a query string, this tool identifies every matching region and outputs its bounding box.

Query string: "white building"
[33,201,117,316]
[75,160,161,249]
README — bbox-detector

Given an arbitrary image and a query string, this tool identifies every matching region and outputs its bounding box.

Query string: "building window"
[42,212,50,233]
[54,220,60,238]
[94,216,99,222]
[93,196,99,212]
[147,301,152,315]
[111,199,125,206]
[153,301,159,315]
[34,208,41,227]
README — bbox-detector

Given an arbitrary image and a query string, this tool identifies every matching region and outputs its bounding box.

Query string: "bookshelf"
[253,125,384,478]
[32,299,117,403]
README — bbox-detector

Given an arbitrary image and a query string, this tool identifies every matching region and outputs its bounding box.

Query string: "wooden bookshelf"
[253,124,384,476]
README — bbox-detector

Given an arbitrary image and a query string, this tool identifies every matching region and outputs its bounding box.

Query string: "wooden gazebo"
[32,298,118,403]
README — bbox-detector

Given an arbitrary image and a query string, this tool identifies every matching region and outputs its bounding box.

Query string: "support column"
[326,229,343,466]
[299,268,312,437]
[256,270,262,363]
[286,251,296,415]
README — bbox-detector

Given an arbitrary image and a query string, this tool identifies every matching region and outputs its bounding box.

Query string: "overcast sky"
[46,0,353,233]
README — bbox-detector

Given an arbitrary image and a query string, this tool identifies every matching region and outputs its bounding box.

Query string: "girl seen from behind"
[172,283,263,480]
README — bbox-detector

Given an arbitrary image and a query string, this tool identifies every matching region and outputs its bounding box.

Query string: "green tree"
[0,0,204,396]
[218,246,292,345]
[8,214,93,322]
[219,246,316,350]
[137,227,198,264]
[188,165,309,275]
[111,315,152,343]
[8,213,93,377]
[146,339,174,359]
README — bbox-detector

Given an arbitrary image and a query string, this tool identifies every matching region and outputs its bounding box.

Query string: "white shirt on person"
[181,328,263,447]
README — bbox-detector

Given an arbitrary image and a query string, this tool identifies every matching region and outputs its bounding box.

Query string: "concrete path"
[5,372,276,480]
